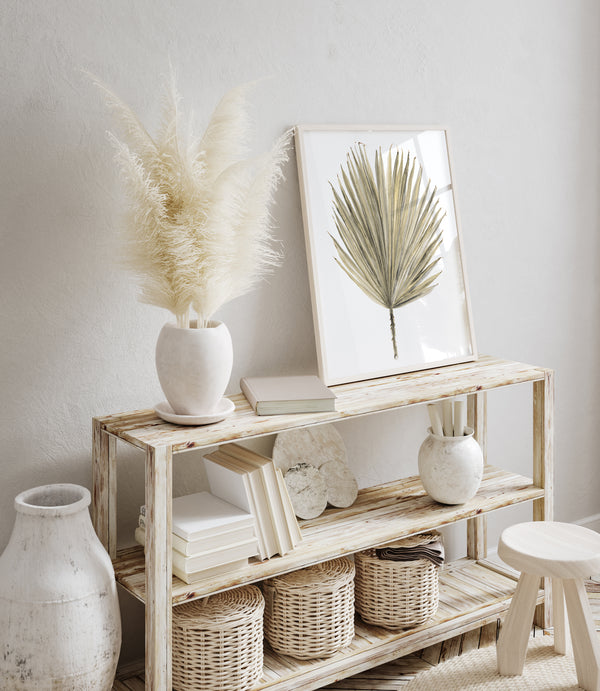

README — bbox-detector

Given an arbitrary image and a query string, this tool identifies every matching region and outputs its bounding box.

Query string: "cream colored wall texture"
[1,0,599,663]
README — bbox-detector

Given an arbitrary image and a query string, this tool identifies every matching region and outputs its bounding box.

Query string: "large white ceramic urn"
[0,484,121,690]
[155,319,233,416]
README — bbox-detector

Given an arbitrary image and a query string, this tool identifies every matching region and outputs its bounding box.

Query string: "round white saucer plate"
[154,398,235,426]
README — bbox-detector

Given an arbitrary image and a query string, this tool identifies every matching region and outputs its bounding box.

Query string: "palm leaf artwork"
[330,144,445,359]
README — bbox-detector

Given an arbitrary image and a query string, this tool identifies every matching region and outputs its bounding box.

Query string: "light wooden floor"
[113,582,600,690]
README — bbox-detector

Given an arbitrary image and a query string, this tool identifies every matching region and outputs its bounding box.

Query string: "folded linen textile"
[375,532,445,566]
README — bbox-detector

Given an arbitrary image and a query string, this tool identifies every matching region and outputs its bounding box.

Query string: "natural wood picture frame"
[295,125,477,385]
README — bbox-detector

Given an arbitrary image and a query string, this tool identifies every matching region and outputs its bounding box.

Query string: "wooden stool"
[496,521,600,691]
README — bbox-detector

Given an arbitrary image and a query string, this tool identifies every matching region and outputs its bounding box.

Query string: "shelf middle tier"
[114,465,543,605]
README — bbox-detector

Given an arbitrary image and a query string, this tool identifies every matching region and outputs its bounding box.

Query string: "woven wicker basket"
[172,585,264,691]
[354,532,441,630]
[263,557,355,660]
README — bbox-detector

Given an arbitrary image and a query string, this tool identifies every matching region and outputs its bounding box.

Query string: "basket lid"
[265,557,354,591]
[174,585,264,630]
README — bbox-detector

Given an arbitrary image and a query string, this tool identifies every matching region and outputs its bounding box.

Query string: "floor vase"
[0,484,121,689]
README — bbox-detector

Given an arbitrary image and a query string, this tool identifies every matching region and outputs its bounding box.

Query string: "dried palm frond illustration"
[331,144,445,358]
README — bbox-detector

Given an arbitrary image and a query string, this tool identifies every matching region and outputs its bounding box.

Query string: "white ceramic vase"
[155,320,233,416]
[0,484,121,690]
[418,427,484,505]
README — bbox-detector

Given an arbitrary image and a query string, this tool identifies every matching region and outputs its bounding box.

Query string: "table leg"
[533,371,554,629]
[145,445,173,691]
[467,393,487,560]
[497,572,540,675]
[553,578,571,655]
[92,418,117,558]
[563,578,600,691]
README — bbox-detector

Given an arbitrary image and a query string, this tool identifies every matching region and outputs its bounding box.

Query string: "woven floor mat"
[403,634,579,690]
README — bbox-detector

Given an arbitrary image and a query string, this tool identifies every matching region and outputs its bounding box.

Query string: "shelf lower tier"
[113,465,543,605]
[254,559,537,691]
[116,559,541,691]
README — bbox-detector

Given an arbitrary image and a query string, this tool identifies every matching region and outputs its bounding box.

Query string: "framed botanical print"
[295,125,477,386]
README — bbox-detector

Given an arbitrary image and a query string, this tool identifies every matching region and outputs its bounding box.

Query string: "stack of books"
[204,443,303,559]
[135,491,259,584]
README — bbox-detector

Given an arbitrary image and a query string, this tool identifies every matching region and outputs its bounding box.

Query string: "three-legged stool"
[496,521,600,691]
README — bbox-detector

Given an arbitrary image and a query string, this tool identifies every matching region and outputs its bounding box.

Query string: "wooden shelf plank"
[113,466,543,605]
[95,356,548,453]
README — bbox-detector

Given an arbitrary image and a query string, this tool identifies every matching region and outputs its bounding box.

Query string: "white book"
[220,444,294,555]
[143,491,255,542]
[276,467,303,547]
[240,375,336,415]
[138,516,255,556]
[172,536,258,574]
[203,453,277,559]
[210,450,281,558]
[134,527,249,585]
[135,527,258,573]
[172,558,248,585]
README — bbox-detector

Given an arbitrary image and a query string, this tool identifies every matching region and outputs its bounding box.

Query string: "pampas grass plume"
[94,74,290,327]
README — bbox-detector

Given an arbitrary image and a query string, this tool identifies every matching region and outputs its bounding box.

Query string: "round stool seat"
[499,521,600,579]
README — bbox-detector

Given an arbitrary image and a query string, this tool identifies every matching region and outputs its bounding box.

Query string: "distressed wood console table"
[92,355,553,690]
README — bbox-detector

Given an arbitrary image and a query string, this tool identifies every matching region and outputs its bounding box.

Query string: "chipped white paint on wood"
[0,484,121,690]
[466,392,487,560]
[144,445,172,691]
[94,356,548,453]
[113,466,544,605]
[533,370,554,629]
[91,356,553,691]
[92,419,117,558]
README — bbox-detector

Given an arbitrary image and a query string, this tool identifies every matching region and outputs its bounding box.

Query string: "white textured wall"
[1,0,599,664]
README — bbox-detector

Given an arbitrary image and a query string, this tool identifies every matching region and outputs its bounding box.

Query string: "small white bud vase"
[155,320,233,416]
[0,484,121,689]
[418,426,484,505]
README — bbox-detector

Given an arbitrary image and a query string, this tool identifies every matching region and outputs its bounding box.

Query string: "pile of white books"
[135,491,258,584]
[203,443,303,560]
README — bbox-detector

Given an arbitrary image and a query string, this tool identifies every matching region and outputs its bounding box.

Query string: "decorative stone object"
[0,484,121,690]
[418,426,483,504]
[275,424,358,516]
[319,460,358,508]
[273,425,347,472]
[283,463,328,519]
[155,319,233,417]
